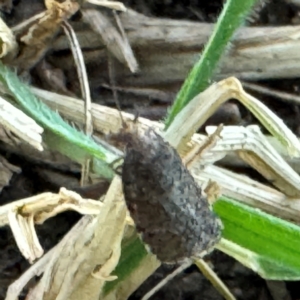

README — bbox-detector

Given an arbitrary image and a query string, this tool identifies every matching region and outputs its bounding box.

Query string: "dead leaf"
[7,0,79,70]
[82,9,138,73]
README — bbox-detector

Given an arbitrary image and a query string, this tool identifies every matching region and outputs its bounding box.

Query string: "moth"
[120,126,222,263]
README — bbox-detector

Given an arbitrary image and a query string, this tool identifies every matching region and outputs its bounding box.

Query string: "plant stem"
[164,0,258,129]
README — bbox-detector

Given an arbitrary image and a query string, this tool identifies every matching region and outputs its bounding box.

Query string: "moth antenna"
[108,53,127,129]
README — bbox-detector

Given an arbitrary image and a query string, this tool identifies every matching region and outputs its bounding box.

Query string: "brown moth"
[120,126,222,263]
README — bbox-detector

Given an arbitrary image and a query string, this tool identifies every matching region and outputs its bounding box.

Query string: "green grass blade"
[43,131,116,179]
[103,236,149,295]
[217,239,300,280]
[164,0,258,128]
[0,62,118,178]
[214,197,300,280]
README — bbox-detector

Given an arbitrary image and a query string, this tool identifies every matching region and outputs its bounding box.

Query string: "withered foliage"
[4,0,79,70]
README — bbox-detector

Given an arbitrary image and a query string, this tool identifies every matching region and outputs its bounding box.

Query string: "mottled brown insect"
[121,127,222,263]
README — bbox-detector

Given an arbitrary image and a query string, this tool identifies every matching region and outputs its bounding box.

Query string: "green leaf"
[103,236,149,295]
[0,62,118,179]
[164,0,258,128]
[214,197,300,280]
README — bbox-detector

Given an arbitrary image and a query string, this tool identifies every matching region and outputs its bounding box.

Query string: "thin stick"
[11,11,46,33]
[113,9,138,73]
[142,259,193,300]
[108,53,126,128]
[61,21,92,135]
[86,0,126,11]
[242,81,300,105]
[62,20,93,186]
[194,258,236,300]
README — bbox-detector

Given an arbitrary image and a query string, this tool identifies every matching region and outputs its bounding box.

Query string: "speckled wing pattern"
[122,128,222,262]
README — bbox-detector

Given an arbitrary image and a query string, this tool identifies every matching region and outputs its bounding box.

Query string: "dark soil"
[1,0,300,299]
